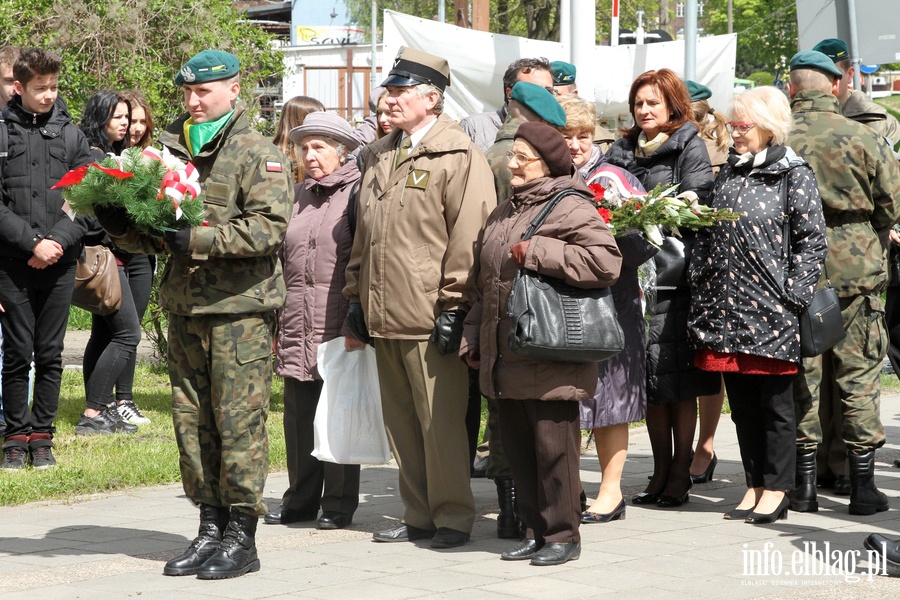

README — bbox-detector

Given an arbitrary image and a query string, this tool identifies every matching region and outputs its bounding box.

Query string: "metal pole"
[560,0,571,51]
[727,0,733,34]
[371,0,377,85]
[635,10,645,45]
[571,0,595,97]
[438,0,445,23]
[846,0,862,93]
[611,0,619,47]
[684,0,698,80]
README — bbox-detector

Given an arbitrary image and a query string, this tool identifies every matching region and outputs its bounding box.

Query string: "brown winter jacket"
[460,174,622,402]
[276,160,360,381]
[344,113,495,338]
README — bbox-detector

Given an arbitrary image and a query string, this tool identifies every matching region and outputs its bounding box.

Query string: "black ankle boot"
[163,504,229,576]
[496,478,520,539]
[848,450,890,515]
[196,507,261,579]
[789,448,818,513]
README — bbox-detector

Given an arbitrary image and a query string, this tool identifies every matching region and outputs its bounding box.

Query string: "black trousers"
[723,372,795,491]
[885,286,900,378]
[0,258,76,437]
[497,398,581,544]
[282,378,360,515]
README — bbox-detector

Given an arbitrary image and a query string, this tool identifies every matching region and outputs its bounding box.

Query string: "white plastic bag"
[312,338,392,465]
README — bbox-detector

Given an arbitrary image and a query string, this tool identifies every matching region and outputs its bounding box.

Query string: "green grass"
[874,97,900,122]
[67,306,93,330]
[0,364,286,506]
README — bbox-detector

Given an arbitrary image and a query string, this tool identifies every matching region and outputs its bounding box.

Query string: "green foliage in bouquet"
[62,148,204,237]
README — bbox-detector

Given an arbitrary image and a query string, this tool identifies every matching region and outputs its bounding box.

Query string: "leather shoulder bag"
[73,245,122,316]
[507,189,624,363]
[779,174,845,357]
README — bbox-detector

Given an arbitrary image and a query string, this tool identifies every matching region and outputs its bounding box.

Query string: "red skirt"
[695,349,798,376]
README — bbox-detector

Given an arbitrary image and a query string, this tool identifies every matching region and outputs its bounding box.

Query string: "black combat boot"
[788,448,818,513]
[496,478,520,539]
[848,450,890,515]
[196,507,260,579]
[163,504,229,576]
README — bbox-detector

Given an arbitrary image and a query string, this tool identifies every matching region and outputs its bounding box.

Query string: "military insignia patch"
[405,169,430,189]
[180,66,195,83]
[266,161,283,173]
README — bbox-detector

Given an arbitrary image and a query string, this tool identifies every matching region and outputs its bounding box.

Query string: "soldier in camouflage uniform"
[785,51,900,516]
[482,81,567,538]
[96,50,291,579]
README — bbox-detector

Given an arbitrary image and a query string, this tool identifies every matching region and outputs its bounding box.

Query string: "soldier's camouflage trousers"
[168,312,275,516]
[795,294,886,454]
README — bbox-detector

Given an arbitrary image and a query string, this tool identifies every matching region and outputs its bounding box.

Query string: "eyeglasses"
[726,122,756,134]
[505,150,541,165]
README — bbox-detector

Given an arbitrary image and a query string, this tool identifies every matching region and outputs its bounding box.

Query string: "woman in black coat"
[689,86,827,523]
[606,69,720,508]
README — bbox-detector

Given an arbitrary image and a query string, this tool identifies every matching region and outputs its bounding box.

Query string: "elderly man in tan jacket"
[343,47,495,549]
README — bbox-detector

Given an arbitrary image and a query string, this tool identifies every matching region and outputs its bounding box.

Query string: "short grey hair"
[731,86,792,146]
[414,83,444,115]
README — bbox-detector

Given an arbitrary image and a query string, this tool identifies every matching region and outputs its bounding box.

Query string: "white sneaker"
[116,400,151,425]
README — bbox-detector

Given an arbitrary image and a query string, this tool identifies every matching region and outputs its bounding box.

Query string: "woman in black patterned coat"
[689,86,827,524]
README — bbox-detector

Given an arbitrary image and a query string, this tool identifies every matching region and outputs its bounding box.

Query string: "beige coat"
[343,113,496,338]
[460,175,622,402]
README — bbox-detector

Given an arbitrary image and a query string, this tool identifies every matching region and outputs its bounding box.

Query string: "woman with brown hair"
[121,90,154,149]
[606,69,719,509]
[273,96,325,182]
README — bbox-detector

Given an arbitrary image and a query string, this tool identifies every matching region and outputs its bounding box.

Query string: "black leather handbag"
[779,177,845,357]
[507,189,624,363]
[654,232,694,289]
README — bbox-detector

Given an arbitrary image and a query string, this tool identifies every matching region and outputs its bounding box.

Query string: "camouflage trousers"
[795,294,887,454]
[168,312,275,516]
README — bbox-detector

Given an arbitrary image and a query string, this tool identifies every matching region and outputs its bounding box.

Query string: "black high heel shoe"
[690,453,717,484]
[632,491,661,505]
[723,507,753,520]
[581,499,626,523]
[745,495,789,524]
[657,487,691,508]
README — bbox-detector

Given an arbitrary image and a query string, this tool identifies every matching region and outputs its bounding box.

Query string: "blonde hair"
[273,95,325,182]
[692,99,729,155]
[731,86,792,146]
[556,94,595,133]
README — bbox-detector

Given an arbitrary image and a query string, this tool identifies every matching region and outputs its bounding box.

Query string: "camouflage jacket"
[789,89,900,298]
[111,102,292,316]
[484,117,523,204]
[841,90,900,151]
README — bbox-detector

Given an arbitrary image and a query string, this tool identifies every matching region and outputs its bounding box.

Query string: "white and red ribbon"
[141,148,200,221]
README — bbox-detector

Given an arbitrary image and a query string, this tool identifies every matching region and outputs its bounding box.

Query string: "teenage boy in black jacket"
[0,48,92,470]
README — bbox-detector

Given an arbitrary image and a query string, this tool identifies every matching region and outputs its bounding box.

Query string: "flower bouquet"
[54,146,204,236]
[589,181,743,247]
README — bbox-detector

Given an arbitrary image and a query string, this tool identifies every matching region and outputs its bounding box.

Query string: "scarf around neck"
[726,144,787,172]
[184,109,234,157]
[636,131,670,157]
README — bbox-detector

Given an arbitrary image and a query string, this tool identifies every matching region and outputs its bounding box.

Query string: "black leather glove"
[93,205,130,236]
[429,309,467,355]
[163,227,192,255]
[345,302,372,344]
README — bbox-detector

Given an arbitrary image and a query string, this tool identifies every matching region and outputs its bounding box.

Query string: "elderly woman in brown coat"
[461,122,621,566]
[265,112,364,530]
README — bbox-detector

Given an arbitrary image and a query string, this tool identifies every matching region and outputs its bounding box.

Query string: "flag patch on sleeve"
[266,161,283,173]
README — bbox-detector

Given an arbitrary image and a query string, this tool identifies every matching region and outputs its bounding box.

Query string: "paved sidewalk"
[3,396,900,599]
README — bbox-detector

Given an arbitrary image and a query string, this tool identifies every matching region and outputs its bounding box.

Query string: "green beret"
[685,80,712,102]
[175,50,240,86]
[509,81,566,128]
[789,50,843,80]
[550,61,576,86]
[812,38,849,62]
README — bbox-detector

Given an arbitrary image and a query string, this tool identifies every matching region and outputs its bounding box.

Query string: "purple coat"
[275,160,360,381]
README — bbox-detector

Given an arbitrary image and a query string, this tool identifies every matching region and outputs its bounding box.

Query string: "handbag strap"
[779,169,830,282]
[520,188,583,242]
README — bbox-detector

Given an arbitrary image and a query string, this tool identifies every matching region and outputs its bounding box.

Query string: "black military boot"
[196,507,260,579]
[163,504,229,576]
[788,448,818,512]
[496,478,520,539]
[848,450,890,515]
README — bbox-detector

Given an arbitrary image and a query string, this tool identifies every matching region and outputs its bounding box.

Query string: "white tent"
[383,10,737,125]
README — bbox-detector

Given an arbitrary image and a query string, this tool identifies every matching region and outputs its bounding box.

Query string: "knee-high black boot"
[163,504,229,576]
[496,478,520,539]
[848,450,890,515]
[196,507,261,579]
[788,448,818,513]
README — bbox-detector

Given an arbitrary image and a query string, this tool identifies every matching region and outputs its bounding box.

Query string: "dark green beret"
[509,81,566,128]
[685,80,712,102]
[175,50,240,86]
[789,50,843,80]
[812,38,849,62]
[550,61,576,86]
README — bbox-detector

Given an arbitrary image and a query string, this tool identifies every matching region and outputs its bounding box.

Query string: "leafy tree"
[748,71,775,86]
[705,0,797,79]
[0,0,281,126]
